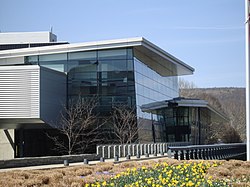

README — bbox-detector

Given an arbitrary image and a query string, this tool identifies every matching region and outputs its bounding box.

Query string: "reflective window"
[99,60,127,71]
[134,58,179,119]
[39,53,67,72]
[68,51,97,61]
[26,55,38,64]
[98,49,127,60]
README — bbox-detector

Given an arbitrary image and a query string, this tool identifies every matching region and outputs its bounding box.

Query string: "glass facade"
[26,47,180,143]
[27,48,135,110]
[134,58,178,118]
[134,58,178,142]
[155,106,211,144]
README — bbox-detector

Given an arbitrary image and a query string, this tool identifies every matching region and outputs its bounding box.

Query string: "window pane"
[39,53,67,61]
[68,51,97,60]
[127,48,133,59]
[100,60,127,71]
[26,55,38,64]
[98,49,127,60]
[39,53,67,72]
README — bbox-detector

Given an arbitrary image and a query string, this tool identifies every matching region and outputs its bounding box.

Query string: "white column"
[245,0,250,161]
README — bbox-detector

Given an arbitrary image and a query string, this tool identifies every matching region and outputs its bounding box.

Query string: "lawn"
[0,158,249,187]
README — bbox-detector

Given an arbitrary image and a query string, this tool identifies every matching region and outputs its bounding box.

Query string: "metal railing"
[168,143,247,160]
[96,142,190,159]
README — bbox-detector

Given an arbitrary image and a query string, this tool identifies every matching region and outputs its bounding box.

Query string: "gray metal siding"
[0,65,40,118]
[40,67,66,126]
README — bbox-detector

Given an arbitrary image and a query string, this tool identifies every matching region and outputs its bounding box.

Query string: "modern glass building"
[141,97,229,145]
[0,32,194,159]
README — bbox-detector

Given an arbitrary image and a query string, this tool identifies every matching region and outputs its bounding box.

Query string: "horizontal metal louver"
[0,66,40,118]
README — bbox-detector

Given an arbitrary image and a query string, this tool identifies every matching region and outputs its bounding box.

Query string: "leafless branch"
[48,95,104,155]
[111,105,144,144]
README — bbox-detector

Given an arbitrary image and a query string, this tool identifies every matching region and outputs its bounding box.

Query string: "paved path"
[0,154,170,172]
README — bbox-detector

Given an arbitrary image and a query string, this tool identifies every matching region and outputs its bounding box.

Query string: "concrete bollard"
[114,155,119,162]
[100,157,105,162]
[64,159,69,166]
[126,154,131,160]
[83,158,88,164]
[136,153,140,158]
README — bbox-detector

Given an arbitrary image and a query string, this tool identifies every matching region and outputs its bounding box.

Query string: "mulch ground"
[0,158,249,187]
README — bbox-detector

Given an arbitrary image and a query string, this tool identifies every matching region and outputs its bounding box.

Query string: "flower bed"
[86,161,228,187]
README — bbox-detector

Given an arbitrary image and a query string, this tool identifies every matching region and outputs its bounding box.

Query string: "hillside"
[180,87,246,141]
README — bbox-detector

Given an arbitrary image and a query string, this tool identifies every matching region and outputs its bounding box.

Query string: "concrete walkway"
[0,154,170,172]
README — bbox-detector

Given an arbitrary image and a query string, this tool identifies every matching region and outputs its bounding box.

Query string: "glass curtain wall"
[134,58,179,142]
[26,48,135,112]
[67,48,135,114]
[27,48,136,143]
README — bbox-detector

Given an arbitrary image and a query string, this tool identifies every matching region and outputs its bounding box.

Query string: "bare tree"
[111,105,142,144]
[179,78,197,96]
[48,96,103,155]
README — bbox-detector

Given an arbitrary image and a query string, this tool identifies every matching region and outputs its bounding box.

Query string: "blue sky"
[0,0,245,88]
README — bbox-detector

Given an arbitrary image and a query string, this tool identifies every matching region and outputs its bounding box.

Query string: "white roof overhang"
[0,37,194,76]
[141,98,229,123]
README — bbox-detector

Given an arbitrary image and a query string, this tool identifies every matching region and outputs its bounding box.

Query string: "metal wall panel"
[40,67,66,126]
[0,65,40,118]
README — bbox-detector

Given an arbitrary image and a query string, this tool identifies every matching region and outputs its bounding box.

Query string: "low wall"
[0,154,100,169]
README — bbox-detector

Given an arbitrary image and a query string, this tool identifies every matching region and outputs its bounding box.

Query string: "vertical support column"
[140,144,144,155]
[185,150,190,160]
[102,146,106,158]
[245,0,250,161]
[180,150,184,160]
[151,144,154,155]
[132,144,136,156]
[157,144,161,154]
[194,149,198,159]
[163,143,166,153]
[123,144,127,157]
[154,144,157,155]
[128,144,131,156]
[118,145,122,158]
[174,150,179,160]
[144,144,147,155]
[136,144,140,156]
[114,145,118,158]
[107,146,111,158]
[147,144,151,154]
[96,145,101,156]
[190,149,194,159]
